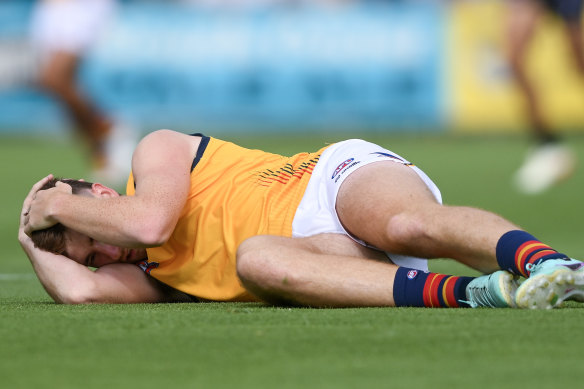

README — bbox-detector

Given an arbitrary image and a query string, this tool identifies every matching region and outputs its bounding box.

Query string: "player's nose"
[93,242,122,260]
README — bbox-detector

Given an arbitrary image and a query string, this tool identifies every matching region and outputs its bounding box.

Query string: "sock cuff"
[393,267,430,307]
[496,230,568,277]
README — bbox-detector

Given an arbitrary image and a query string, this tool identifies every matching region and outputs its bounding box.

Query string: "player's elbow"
[59,293,91,305]
[136,229,169,247]
[57,290,97,305]
[55,280,103,305]
[133,221,173,247]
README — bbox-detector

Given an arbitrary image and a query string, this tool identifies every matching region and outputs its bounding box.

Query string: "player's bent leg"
[236,235,519,309]
[236,234,398,307]
[336,161,517,273]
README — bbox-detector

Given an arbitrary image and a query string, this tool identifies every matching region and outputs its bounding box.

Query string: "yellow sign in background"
[449,0,584,133]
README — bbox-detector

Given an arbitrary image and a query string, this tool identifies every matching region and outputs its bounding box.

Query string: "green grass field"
[2,131,584,389]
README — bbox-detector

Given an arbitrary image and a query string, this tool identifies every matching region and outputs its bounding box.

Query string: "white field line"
[0,273,36,281]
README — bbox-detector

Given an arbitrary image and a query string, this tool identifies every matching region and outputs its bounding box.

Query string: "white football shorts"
[30,0,116,58]
[292,139,443,271]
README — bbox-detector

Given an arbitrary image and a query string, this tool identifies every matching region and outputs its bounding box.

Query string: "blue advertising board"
[0,1,446,133]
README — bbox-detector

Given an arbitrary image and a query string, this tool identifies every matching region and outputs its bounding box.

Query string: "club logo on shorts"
[407,270,418,279]
[331,158,355,179]
[370,151,404,162]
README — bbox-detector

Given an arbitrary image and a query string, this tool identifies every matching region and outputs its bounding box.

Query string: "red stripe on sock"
[425,274,447,308]
[526,249,558,269]
[515,241,551,277]
[442,276,459,308]
[422,274,438,307]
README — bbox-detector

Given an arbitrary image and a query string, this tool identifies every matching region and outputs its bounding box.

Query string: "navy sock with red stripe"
[393,267,473,308]
[496,230,569,277]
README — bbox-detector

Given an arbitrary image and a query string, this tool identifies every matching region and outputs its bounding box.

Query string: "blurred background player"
[29,0,136,187]
[506,0,583,194]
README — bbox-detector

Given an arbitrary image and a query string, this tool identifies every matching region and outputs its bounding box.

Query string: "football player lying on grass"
[20,130,584,308]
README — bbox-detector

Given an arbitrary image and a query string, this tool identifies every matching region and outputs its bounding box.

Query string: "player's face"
[63,229,147,268]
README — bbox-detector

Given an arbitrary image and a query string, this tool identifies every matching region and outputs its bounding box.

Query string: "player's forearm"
[50,193,172,248]
[20,241,99,304]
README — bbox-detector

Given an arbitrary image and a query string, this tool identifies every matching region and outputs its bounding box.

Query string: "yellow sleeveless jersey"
[126,135,327,301]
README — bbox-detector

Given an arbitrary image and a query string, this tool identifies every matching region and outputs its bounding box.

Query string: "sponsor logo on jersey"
[407,269,418,279]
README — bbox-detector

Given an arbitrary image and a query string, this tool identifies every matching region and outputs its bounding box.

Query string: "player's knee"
[236,236,281,287]
[236,237,262,283]
[236,236,301,305]
[384,212,430,252]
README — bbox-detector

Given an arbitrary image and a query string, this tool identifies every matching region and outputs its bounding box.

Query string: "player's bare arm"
[19,175,171,303]
[24,130,200,248]
[21,228,189,304]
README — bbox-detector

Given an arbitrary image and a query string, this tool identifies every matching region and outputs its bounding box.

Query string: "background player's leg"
[505,1,577,193]
[505,0,550,140]
[37,51,112,169]
[564,21,584,78]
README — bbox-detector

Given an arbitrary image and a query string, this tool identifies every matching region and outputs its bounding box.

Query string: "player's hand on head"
[23,175,72,236]
[19,174,54,242]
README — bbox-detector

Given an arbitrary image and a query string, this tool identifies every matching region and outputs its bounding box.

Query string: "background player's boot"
[514,143,576,194]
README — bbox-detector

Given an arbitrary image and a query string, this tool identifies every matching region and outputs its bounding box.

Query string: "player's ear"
[91,183,120,198]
